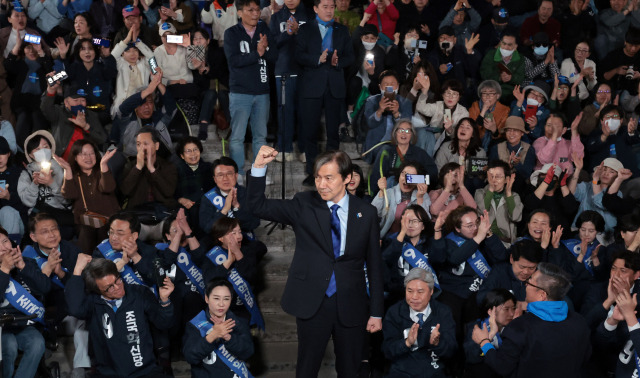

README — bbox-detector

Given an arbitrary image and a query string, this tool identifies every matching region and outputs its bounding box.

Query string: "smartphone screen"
[148,57,158,75]
[24,33,41,44]
[0,180,6,190]
[166,35,183,44]
[406,174,429,184]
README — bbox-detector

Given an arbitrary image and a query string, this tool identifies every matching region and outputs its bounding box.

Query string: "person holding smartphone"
[0,137,26,239]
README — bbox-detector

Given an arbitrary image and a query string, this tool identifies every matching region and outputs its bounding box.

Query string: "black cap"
[439,26,455,37]
[0,137,10,155]
[361,24,378,37]
[492,7,508,23]
[532,31,550,46]
[64,85,87,99]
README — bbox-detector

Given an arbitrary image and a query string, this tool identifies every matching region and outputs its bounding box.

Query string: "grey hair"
[477,80,502,98]
[313,150,353,179]
[536,262,572,301]
[391,118,417,145]
[404,267,435,291]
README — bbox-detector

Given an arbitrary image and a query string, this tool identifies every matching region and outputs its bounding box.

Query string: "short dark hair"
[441,79,464,97]
[598,104,624,123]
[313,150,352,180]
[480,288,517,318]
[379,69,400,84]
[73,12,94,29]
[162,213,177,241]
[445,205,478,234]
[487,159,511,177]
[176,136,203,157]
[82,258,120,295]
[617,214,640,233]
[211,217,240,244]
[192,27,210,42]
[28,213,58,234]
[237,0,260,10]
[313,0,335,7]
[108,212,141,234]
[136,126,160,143]
[73,38,98,62]
[612,250,640,272]
[510,239,543,264]
[547,111,567,128]
[576,210,605,233]
[205,278,235,300]
[501,28,518,42]
[536,262,572,301]
[626,26,640,45]
[538,0,553,9]
[212,156,238,174]
[350,164,367,198]
[26,135,51,155]
[438,162,461,188]
[526,208,554,228]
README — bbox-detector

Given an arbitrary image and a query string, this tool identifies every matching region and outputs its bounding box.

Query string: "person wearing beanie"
[509,79,551,142]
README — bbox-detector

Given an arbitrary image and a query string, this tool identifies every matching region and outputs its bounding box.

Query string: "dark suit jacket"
[295,19,355,99]
[0,27,51,58]
[247,174,384,326]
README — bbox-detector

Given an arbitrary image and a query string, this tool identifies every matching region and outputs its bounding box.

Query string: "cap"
[530,163,561,187]
[558,75,570,86]
[361,24,378,37]
[159,22,177,36]
[0,137,10,155]
[64,86,87,99]
[523,80,551,103]
[122,4,140,17]
[439,26,455,37]
[11,1,23,12]
[492,7,508,23]
[532,31,550,46]
[504,116,526,133]
[602,157,624,173]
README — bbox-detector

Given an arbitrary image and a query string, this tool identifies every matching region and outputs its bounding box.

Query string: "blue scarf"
[527,301,568,322]
[316,15,334,53]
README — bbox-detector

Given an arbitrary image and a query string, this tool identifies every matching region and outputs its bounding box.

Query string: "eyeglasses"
[575,48,589,54]
[604,114,620,119]
[557,87,569,91]
[533,43,549,48]
[443,90,460,98]
[102,277,123,294]
[183,149,199,154]
[597,90,611,94]
[481,92,497,97]
[396,128,412,134]
[461,220,480,230]
[407,219,422,225]
[215,172,236,179]
[525,278,548,295]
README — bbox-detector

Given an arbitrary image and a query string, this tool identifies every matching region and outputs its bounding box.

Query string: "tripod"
[267,74,293,235]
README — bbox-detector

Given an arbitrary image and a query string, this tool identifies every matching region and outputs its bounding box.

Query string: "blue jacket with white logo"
[224,21,277,95]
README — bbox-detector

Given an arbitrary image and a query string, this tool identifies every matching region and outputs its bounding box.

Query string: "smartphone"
[383,86,396,101]
[524,104,538,120]
[0,180,6,190]
[148,57,159,75]
[485,113,494,121]
[417,40,427,50]
[446,62,453,72]
[152,258,166,287]
[406,174,429,185]
[365,53,374,65]
[515,146,524,158]
[166,35,183,44]
[47,71,68,86]
[24,33,41,44]
[92,37,111,48]
[444,108,452,122]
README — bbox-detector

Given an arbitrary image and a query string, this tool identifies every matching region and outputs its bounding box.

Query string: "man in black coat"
[295,0,354,185]
[472,262,591,377]
[247,145,384,376]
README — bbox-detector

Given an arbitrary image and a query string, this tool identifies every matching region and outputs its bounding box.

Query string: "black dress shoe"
[302,175,315,186]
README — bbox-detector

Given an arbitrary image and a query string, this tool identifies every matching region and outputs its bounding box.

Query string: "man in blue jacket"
[472,262,591,377]
[224,0,277,180]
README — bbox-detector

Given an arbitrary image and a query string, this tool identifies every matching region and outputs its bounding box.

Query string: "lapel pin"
[357,212,362,218]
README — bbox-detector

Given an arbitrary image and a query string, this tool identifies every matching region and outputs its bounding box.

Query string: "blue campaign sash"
[155,243,205,296]
[561,239,598,276]
[22,245,66,288]
[97,240,156,295]
[204,188,236,218]
[206,247,265,331]
[481,317,502,347]
[446,233,492,279]
[189,310,254,378]
[401,243,440,290]
[4,277,45,324]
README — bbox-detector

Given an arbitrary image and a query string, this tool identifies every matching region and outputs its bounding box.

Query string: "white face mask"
[404,37,416,49]
[33,148,51,163]
[362,41,376,51]
[500,47,514,57]
[606,119,621,133]
[526,98,540,107]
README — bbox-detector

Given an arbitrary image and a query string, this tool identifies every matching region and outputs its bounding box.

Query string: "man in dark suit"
[248,145,384,376]
[295,0,354,186]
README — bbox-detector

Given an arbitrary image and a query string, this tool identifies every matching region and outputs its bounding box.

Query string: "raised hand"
[512,85,525,105]
[319,48,329,63]
[254,145,278,168]
[405,322,419,347]
[158,276,174,301]
[551,225,563,249]
[430,323,441,346]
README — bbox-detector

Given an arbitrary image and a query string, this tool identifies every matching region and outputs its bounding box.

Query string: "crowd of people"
[0,0,638,376]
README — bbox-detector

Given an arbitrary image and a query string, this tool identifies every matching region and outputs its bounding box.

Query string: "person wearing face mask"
[18,131,75,240]
[360,0,398,48]
[426,26,480,99]
[346,24,385,119]
[509,81,551,142]
[585,105,640,179]
[479,29,525,105]
[386,26,427,83]
[476,7,509,55]
[533,112,584,175]
[41,82,107,161]
[523,32,559,85]
[570,155,625,238]
[362,70,412,157]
